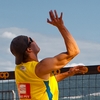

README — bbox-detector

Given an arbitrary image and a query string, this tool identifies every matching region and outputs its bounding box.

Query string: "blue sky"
[0,0,100,71]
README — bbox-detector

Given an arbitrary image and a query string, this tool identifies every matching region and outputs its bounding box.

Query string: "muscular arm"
[36,10,80,79]
[47,10,80,67]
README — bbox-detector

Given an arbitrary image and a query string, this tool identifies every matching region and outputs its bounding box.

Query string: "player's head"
[10,35,40,64]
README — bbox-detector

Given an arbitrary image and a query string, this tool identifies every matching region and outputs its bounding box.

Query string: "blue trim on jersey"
[44,81,53,100]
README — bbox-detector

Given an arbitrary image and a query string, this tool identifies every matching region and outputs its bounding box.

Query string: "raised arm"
[47,10,80,56]
[35,10,80,79]
[47,10,80,68]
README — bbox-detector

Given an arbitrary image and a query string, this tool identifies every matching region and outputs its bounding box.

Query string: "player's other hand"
[68,66,88,76]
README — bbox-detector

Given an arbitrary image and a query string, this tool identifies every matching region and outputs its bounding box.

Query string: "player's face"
[28,37,40,54]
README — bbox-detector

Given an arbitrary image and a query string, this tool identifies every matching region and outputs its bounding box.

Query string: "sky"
[0,0,100,71]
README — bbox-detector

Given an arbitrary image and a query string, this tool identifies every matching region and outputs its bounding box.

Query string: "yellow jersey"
[15,61,59,100]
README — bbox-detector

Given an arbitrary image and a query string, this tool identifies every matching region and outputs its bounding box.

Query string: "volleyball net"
[0,65,100,100]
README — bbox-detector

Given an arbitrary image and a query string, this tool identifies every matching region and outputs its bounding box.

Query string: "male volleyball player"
[10,10,86,100]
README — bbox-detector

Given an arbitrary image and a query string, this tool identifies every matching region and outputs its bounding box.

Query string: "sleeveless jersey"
[15,61,59,100]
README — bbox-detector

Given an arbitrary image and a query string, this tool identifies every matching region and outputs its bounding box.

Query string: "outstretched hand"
[47,10,64,27]
[68,66,88,76]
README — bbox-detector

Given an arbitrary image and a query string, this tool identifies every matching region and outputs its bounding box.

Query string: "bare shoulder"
[35,57,56,79]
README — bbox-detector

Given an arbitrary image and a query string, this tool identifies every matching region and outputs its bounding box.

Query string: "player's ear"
[26,48,32,53]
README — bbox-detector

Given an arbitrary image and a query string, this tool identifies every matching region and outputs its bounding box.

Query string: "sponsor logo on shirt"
[18,83,31,99]
[20,66,26,71]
